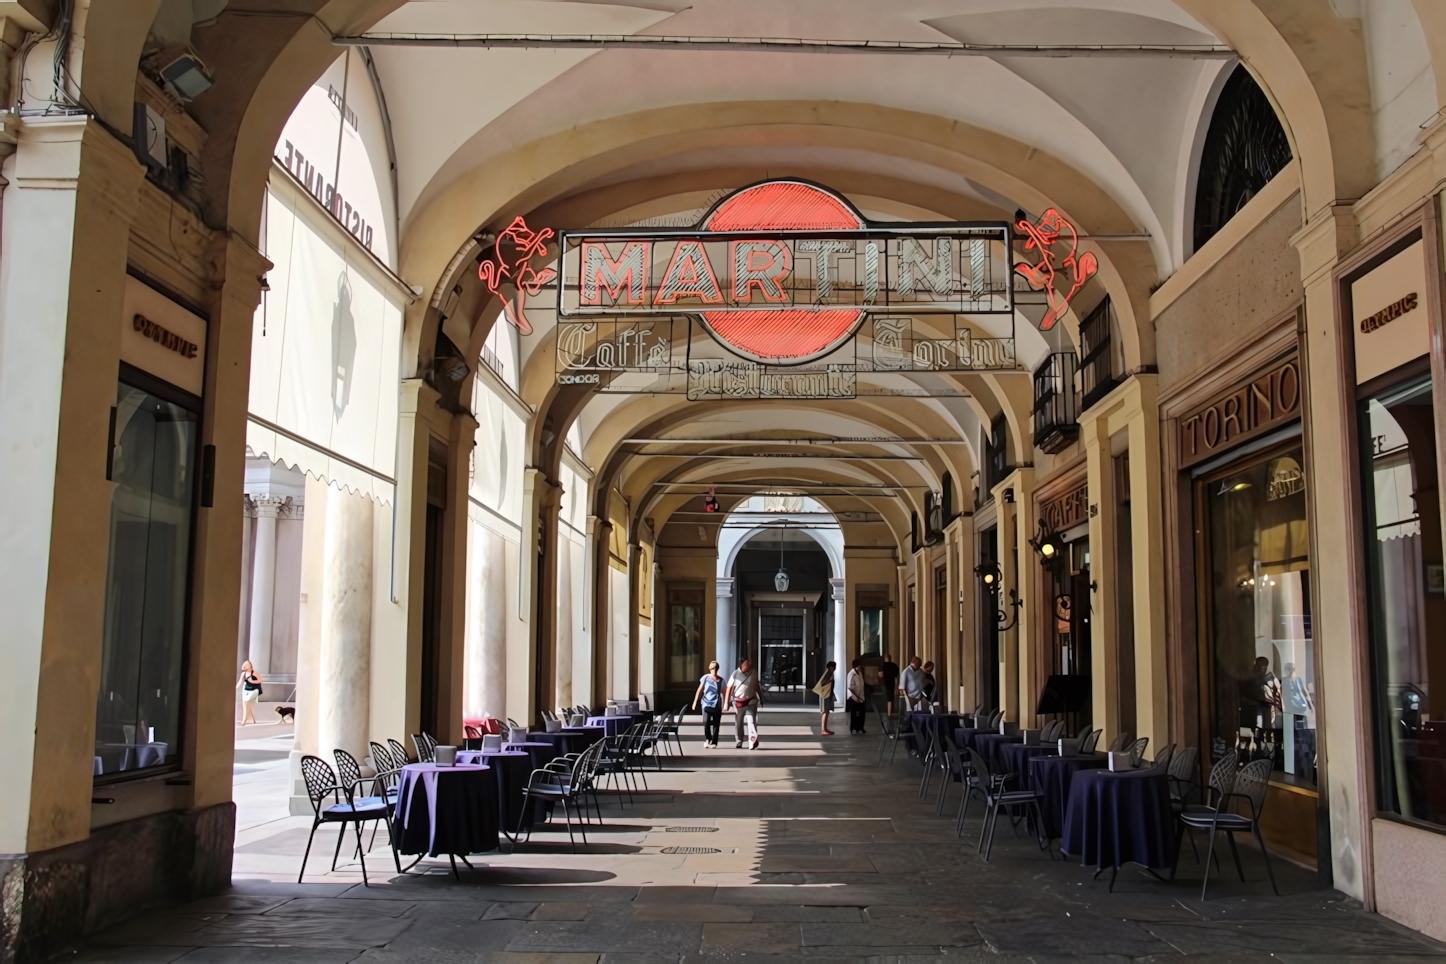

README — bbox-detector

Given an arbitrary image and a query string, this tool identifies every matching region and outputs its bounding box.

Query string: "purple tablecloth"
[1032,753,1109,839]
[528,730,587,757]
[561,726,605,750]
[459,749,538,834]
[1061,766,1177,871]
[974,733,1023,772]
[906,713,963,752]
[503,740,558,771]
[997,743,1059,788]
[953,727,984,751]
[394,763,497,858]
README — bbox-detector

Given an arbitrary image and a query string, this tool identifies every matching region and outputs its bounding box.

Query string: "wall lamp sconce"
[1029,523,1067,571]
[974,562,1022,631]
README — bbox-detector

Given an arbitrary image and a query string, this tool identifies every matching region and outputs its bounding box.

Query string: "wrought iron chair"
[518,744,599,852]
[1167,746,1201,807]
[1176,748,1236,864]
[1176,757,1278,899]
[387,738,411,766]
[963,747,1050,861]
[1125,736,1150,767]
[1150,743,1176,773]
[1080,729,1103,754]
[1107,731,1134,753]
[411,732,437,763]
[936,729,972,816]
[872,695,905,766]
[297,755,392,885]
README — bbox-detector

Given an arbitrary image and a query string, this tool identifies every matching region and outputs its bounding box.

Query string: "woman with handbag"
[813,662,837,736]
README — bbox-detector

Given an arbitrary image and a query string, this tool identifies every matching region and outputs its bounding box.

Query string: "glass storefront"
[95,375,200,777]
[1200,441,1316,788]
[1362,373,1446,828]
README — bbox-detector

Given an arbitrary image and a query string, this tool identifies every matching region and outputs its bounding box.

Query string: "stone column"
[246,496,287,673]
[318,488,374,761]
[715,577,735,672]
[555,535,573,711]
[829,577,846,697]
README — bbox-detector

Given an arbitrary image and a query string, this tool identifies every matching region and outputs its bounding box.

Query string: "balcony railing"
[1033,351,1079,453]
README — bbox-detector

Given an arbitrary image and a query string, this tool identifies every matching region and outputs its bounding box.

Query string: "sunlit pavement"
[68,709,1446,963]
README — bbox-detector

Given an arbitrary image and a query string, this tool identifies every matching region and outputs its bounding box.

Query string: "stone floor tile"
[800,922,981,948]
[633,885,717,904]
[175,949,365,963]
[486,903,544,919]
[507,920,704,956]
[699,921,802,954]
[67,947,192,963]
[631,903,753,922]
[178,896,294,916]
[754,906,865,923]
[184,915,414,949]
[484,954,600,964]
[1145,920,1446,957]
[533,903,592,920]
[975,915,1177,957]
[263,897,416,917]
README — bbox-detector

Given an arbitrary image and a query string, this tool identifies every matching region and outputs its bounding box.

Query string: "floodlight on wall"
[1028,522,1068,572]
[157,46,214,100]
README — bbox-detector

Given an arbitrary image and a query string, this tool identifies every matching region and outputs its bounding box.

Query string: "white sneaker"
[749,739,759,750]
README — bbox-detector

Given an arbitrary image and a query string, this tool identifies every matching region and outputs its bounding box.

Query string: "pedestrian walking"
[881,652,901,714]
[900,655,928,712]
[236,660,263,725]
[847,658,867,734]
[813,661,837,736]
[692,660,725,748]
[723,657,762,749]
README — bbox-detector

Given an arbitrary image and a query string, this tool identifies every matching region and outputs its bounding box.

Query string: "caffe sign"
[1178,355,1301,468]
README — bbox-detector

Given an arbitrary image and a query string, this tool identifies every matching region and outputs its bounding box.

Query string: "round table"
[529,730,587,757]
[561,725,605,750]
[953,727,983,751]
[973,733,1023,772]
[503,740,559,771]
[1060,766,1177,879]
[1031,753,1109,839]
[458,749,537,837]
[587,716,631,737]
[393,763,498,861]
[997,743,1058,789]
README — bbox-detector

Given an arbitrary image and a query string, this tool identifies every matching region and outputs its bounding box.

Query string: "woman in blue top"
[691,661,724,749]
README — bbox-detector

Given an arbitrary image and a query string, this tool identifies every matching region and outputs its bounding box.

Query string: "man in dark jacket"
[881,653,901,715]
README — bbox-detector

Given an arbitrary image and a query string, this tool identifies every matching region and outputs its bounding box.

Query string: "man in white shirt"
[846,658,867,734]
[900,656,928,711]
[723,657,762,749]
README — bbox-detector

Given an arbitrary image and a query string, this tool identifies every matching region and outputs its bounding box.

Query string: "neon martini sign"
[549,180,1099,398]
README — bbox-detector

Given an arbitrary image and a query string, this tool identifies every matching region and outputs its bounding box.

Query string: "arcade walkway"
[75,711,1444,963]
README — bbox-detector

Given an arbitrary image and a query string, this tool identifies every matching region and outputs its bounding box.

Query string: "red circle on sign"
[699,181,866,366]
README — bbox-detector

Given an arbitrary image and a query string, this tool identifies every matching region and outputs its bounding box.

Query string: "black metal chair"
[1107,731,1133,753]
[873,696,904,766]
[297,755,392,885]
[935,730,972,816]
[518,745,597,852]
[963,747,1050,861]
[388,738,411,766]
[1150,743,1176,773]
[1168,746,1201,808]
[1080,729,1103,753]
[1176,757,1278,899]
[411,732,437,763]
[1125,736,1150,767]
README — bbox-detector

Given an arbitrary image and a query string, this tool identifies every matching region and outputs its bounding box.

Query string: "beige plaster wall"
[1155,193,1304,392]
[1371,818,1446,942]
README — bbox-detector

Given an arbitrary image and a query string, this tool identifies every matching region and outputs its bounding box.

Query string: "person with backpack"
[691,660,725,748]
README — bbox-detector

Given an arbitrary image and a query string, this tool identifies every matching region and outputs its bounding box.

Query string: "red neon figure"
[1014,208,1098,331]
[478,216,557,335]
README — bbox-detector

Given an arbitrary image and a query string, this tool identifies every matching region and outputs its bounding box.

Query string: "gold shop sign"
[1178,354,1300,469]
[1040,482,1088,532]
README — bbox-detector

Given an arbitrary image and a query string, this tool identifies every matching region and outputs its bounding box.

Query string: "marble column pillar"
[555,536,573,712]
[715,577,735,672]
[830,577,847,697]
[246,496,287,674]
[319,488,374,761]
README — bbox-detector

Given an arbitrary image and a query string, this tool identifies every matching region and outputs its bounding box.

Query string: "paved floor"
[68,709,1446,963]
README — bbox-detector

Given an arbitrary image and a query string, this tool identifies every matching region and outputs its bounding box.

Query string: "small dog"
[275,705,296,724]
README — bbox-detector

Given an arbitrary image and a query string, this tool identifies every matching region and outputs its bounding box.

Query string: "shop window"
[1033,351,1079,452]
[1199,443,1315,789]
[95,372,200,778]
[1079,298,1120,412]
[1362,374,1446,828]
[1193,65,1293,254]
[667,585,705,686]
[984,414,1008,494]
[858,589,888,657]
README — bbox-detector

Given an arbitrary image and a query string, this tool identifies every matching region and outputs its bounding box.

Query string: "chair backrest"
[506,718,521,730]
[464,724,483,740]
[1168,745,1199,796]
[1081,729,1103,753]
[299,755,338,810]
[369,741,394,773]
[1228,758,1271,819]
[1107,731,1133,753]
[1040,720,1061,742]
[987,709,1003,729]
[1150,743,1175,772]
[334,748,363,792]
[1206,749,1240,805]
[1076,723,1093,739]
[412,733,436,763]
[1126,737,1149,767]
[388,738,410,765]
[965,747,995,790]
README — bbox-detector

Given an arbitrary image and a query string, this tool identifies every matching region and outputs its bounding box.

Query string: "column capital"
[246,494,293,519]
[715,577,734,597]
[828,577,846,594]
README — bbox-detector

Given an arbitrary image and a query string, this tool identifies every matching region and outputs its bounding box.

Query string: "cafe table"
[996,743,1059,789]
[953,727,984,752]
[587,715,631,737]
[561,725,605,750]
[393,762,498,878]
[458,749,536,838]
[529,729,588,757]
[503,740,559,771]
[1059,764,1177,889]
[1031,753,1109,840]
[973,732,1024,772]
